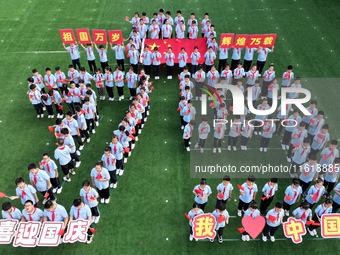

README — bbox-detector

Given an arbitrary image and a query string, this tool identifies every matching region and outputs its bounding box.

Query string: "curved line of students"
[188,173,340,243]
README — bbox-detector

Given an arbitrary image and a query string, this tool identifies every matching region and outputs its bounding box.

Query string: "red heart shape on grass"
[242,215,265,239]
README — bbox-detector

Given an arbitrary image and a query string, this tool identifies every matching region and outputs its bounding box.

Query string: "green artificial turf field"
[0,0,340,254]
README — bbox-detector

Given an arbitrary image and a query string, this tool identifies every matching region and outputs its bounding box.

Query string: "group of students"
[188,173,340,243]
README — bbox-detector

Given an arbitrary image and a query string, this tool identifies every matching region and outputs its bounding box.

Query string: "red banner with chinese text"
[59,29,75,44]
[92,30,107,44]
[108,30,123,44]
[76,29,91,44]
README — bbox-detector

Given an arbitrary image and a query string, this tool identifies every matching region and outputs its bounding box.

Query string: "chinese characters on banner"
[92,30,107,44]
[76,29,91,44]
[108,30,123,44]
[219,34,276,48]
[59,29,76,44]
[0,219,90,247]
[283,217,306,244]
[322,214,340,238]
[60,29,122,45]
[192,214,217,240]
[219,33,235,48]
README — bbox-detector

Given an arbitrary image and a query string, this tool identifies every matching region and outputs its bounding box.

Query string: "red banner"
[76,29,91,44]
[144,38,207,64]
[59,29,75,44]
[219,33,234,48]
[261,34,276,47]
[92,30,107,44]
[248,35,263,48]
[234,34,249,48]
[108,30,123,44]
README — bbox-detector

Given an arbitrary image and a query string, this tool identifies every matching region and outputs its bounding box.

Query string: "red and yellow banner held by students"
[108,30,123,44]
[76,29,91,44]
[59,29,76,44]
[219,33,234,48]
[92,30,107,44]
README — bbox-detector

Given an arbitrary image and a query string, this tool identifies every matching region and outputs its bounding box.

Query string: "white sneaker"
[63,176,71,182]
[87,138,90,143]
[131,143,135,149]
[189,234,193,241]
[245,146,247,151]
[40,114,44,118]
[186,147,190,151]
[76,161,81,168]
[43,107,46,111]
[110,183,114,188]
[254,131,258,135]
[104,198,110,204]
[135,136,138,141]
[81,138,85,142]
[210,238,214,242]
[286,156,291,162]
[145,117,147,121]
[233,146,236,151]
[169,76,172,79]
[308,227,315,236]
[237,210,242,217]
[262,235,267,242]
[264,148,267,152]
[92,129,95,134]
[258,132,262,135]
[76,150,81,156]
[37,115,40,118]
[138,129,142,134]
[241,145,244,151]
[113,183,117,189]
[51,115,55,118]
[48,115,51,118]
[116,169,120,175]
[141,124,144,128]
[94,216,100,224]
[246,235,250,241]
[242,235,246,241]
[119,97,122,101]
[79,145,84,150]
[281,144,286,150]
[218,236,223,243]
[200,148,203,153]
[52,188,57,193]
[57,114,60,118]
[270,235,275,242]
[313,230,318,237]
[285,209,289,217]
[260,147,263,152]
[87,236,93,244]
[258,74,261,77]
[218,148,221,153]
[213,148,216,153]
[228,146,231,151]
[119,170,124,176]
[181,126,184,130]
[70,170,76,175]
[57,187,62,194]
[286,145,289,150]
[129,96,133,100]
[100,198,104,204]
[96,121,99,126]
[124,158,127,163]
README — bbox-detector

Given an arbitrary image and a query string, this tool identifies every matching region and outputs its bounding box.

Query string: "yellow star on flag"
[168,44,171,47]
[149,42,160,51]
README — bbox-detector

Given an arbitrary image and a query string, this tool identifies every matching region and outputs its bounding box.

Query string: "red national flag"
[108,30,123,44]
[185,213,191,220]
[285,195,294,201]
[217,193,224,199]
[237,184,244,191]
[124,147,130,153]
[261,34,277,47]
[219,33,234,48]
[90,228,98,233]
[0,192,7,198]
[92,29,107,44]
[125,16,129,21]
[209,103,215,107]
[306,221,314,225]
[60,29,75,44]
[248,34,263,48]
[144,38,207,64]
[293,143,300,148]
[128,135,135,140]
[217,215,226,223]
[57,229,64,236]
[44,193,50,199]
[48,126,54,133]
[194,189,203,196]
[317,133,324,139]
[177,107,181,111]
[310,119,316,124]
[261,196,267,201]
[268,215,277,222]
[229,106,233,111]
[237,228,245,233]
[76,29,91,44]
[234,34,249,48]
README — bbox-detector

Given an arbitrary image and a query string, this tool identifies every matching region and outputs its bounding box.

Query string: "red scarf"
[28,208,36,221]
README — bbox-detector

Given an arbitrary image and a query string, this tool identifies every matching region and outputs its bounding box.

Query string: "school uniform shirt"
[246,70,259,85]
[142,51,152,65]
[263,70,275,82]
[216,109,229,120]
[333,183,340,206]
[266,208,284,227]
[55,124,72,137]
[62,90,73,104]
[188,26,198,39]
[182,106,192,123]
[80,187,99,208]
[179,71,191,81]
[69,88,81,103]
[214,124,226,139]
[78,72,93,85]
[125,73,137,89]
[194,70,206,80]
[70,204,91,220]
[190,52,200,65]
[240,106,248,123]
[63,135,76,154]
[174,16,184,26]
[67,45,80,60]
[262,123,276,139]
[267,83,279,98]
[131,16,140,27]
[68,69,79,84]
[281,71,294,86]
[325,165,339,183]
[165,52,175,66]
[22,207,44,222]
[51,91,61,105]
[182,91,192,101]
[239,183,258,203]
[33,74,45,89]
[233,67,245,80]
[241,124,254,138]
[200,18,209,32]
[217,183,233,200]
[219,48,228,60]
[305,184,325,204]
[16,184,37,205]
[244,208,261,219]
[41,159,58,179]
[183,124,193,139]
[293,207,312,224]
[315,203,332,217]
[257,48,271,61]
[188,209,204,227]
[286,115,302,133]
[244,48,256,61]
[220,70,232,84]
[290,128,308,145]
[149,24,160,39]
[141,16,149,26]
[45,74,57,89]
[82,103,96,119]
[29,170,50,192]
[251,86,261,100]
[97,49,108,63]
[152,52,161,65]
[54,145,72,166]
[104,72,113,87]
[128,50,139,65]
[292,144,310,164]
[112,45,125,60]
[288,83,302,99]
[77,111,87,130]
[311,131,329,150]
[262,182,278,197]
[204,51,216,66]
[178,52,188,67]
[299,163,317,183]
[284,184,302,205]
[232,48,242,60]
[308,118,324,136]
[114,130,130,148]
[84,47,95,61]
[162,24,172,38]
[254,104,270,121]
[301,106,318,123]
[101,153,116,171]
[110,142,123,160]
[137,24,147,39]
[2,207,22,220]
[91,167,110,190]
[229,122,242,137]
[178,101,186,116]
[212,209,229,229]
[208,42,218,53]
[44,204,68,222]
[29,90,42,105]
[202,25,211,38]
[198,123,210,140]
[193,185,212,204]
[54,72,66,88]
[206,70,219,87]
[320,147,339,166]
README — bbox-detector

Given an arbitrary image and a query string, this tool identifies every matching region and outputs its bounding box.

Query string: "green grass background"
[0,0,339,254]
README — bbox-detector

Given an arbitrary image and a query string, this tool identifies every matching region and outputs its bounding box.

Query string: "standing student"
[40,153,62,194]
[93,68,105,100]
[200,13,210,37]
[281,65,294,91]
[202,20,212,38]
[204,46,216,73]
[243,47,256,72]
[54,67,66,93]
[102,147,117,189]
[1,202,22,220]
[281,109,301,149]
[192,178,212,211]
[165,47,175,79]
[194,117,210,153]
[54,138,74,182]
[292,202,312,225]
[213,120,226,153]
[113,66,125,101]
[80,180,100,224]
[176,20,186,39]
[241,202,261,242]
[256,46,274,75]
[188,20,198,39]
[286,123,308,162]
[305,178,325,209]
[43,201,68,238]
[80,43,96,75]
[149,19,160,39]
[111,43,125,74]
[63,42,81,69]
[241,116,254,151]
[183,120,196,152]
[299,156,318,195]
[332,183,340,213]
[141,45,152,76]
[232,61,245,85]
[307,111,325,142]
[246,64,259,88]
[217,47,228,74]
[162,19,172,39]
[62,84,75,115]
[308,199,333,236]
[262,64,276,97]
[44,67,57,90]
[69,198,94,244]
[151,47,161,79]
[91,162,110,204]
[206,65,219,88]
[289,138,311,178]
[126,67,138,99]
[259,178,278,215]
[253,99,270,135]
[230,48,243,71]
[250,80,261,106]
[103,66,114,101]
[267,78,279,107]
[178,47,188,73]
[283,179,302,217]
[310,124,329,158]
[78,67,94,85]
[28,163,56,204]
[110,135,125,176]
[194,65,205,100]
[323,158,340,197]
[29,84,44,118]
[128,44,139,74]
[289,77,302,99]
[75,105,90,143]
[211,203,229,243]
[95,43,109,72]
[10,177,39,207]
[190,46,200,76]
[260,117,276,152]
[82,97,96,134]
[319,140,339,177]
[188,202,204,241]
[228,115,242,151]
[61,128,81,168]
[68,65,79,86]
[216,175,233,208]
[237,175,258,217]
[220,63,232,85]
[21,200,44,222]
[262,202,284,242]
[32,69,46,93]
[130,12,140,27]
[137,18,147,40]
[131,30,141,51]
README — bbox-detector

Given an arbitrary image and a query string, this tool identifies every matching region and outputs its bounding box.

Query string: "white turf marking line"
[191,147,283,151]
[14,51,67,54]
